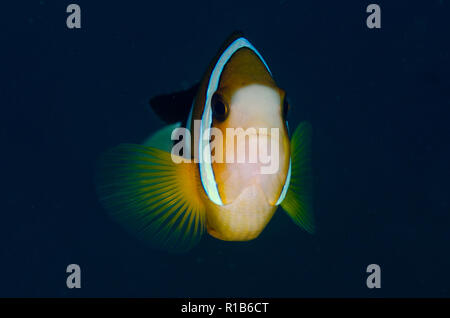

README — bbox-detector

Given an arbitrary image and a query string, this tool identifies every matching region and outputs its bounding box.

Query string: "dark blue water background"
[1,0,449,297]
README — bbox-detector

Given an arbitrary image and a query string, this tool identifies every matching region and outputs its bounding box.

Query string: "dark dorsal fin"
[149,83,199,124]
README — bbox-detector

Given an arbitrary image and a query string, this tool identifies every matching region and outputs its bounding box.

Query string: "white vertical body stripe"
[199,37,290,206]
[199,37,272,205]
[275,159,291,205]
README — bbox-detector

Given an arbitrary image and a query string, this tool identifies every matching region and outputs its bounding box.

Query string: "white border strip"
[198,37,274,206]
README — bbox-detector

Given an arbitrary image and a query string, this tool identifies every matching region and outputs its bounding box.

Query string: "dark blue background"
[1,0,449,297]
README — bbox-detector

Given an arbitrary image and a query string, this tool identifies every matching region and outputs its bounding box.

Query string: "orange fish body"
[96,32,314,252]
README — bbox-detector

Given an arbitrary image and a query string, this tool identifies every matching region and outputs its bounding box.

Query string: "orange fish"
[96,32,314,252]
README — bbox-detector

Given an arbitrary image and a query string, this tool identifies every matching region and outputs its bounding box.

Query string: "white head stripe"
[199,37,271,205]
[275,159,291,205]
[275,120,291,205]
[198,37,274,205]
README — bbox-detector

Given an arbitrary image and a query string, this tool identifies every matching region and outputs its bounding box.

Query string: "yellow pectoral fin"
[96,144,206,252]
[280,122,315,234]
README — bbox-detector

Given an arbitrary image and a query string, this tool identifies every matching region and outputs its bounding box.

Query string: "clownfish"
[96,32,314,252]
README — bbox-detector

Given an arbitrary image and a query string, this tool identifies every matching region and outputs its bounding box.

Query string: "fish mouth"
[210,124,289,204]
[213,152,289,205]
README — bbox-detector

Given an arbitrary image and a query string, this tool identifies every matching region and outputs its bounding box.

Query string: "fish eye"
[211,93,229,121]
[282,96,290,119]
